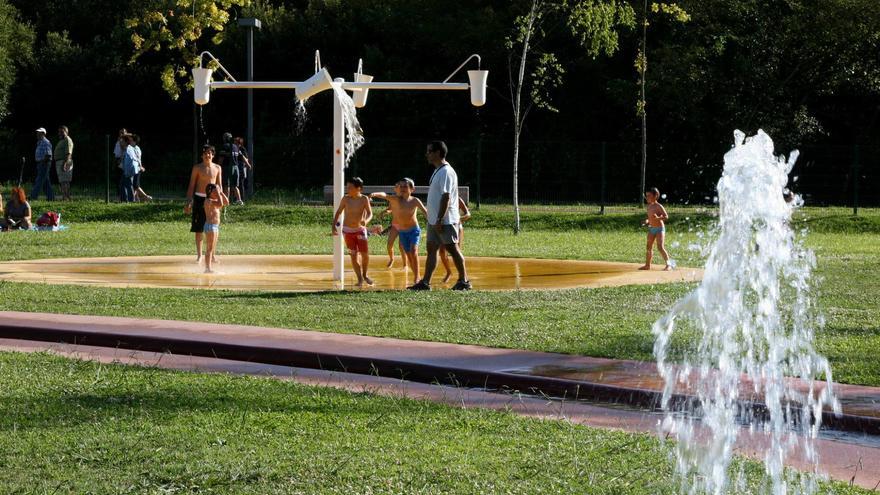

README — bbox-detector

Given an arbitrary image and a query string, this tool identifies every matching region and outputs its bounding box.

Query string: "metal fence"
[6,132,877,210]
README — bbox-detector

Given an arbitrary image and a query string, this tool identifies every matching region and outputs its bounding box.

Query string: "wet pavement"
[0,255,701,291]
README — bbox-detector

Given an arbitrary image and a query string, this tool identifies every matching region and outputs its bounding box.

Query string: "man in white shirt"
[409,141,471,290]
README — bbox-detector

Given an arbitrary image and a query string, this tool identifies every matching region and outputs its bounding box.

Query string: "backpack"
[36,211,60,227]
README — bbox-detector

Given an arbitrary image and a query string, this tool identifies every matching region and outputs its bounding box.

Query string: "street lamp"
[237,17,261,199]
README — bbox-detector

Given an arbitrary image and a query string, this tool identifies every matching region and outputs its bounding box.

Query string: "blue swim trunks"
[204,223,220,233]
[398,225,421,253]
[648,226,665,235]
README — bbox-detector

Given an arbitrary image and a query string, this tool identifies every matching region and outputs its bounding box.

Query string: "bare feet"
[204,268,214,274]
[196,255,201,264]
[442,271,452,283]
[364,276,374,286]
[355,278,365,288]
[212,256,219,264]
[638,265,650,271]
[386,257,394,268]
[663,265,673,271]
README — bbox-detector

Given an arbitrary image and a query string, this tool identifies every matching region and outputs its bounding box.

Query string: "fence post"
[852,144,860,216]
[105,134,110,203]
[600,141,607,215]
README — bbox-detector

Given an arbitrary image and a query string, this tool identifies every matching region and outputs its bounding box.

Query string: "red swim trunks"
[342,227,369,253]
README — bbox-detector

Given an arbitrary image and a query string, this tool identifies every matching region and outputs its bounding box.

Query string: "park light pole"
[238,17,261,199]
[192,51,487,287]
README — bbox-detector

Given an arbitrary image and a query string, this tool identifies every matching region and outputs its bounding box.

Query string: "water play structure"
[192,51,488,288]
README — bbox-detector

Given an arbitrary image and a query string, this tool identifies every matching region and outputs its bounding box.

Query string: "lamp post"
[238,17,261,199]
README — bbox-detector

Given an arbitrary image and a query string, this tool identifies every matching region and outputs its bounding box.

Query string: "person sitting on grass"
[332,177,374,287]
[3,187,31,231]
[639,187,672,271]
[439,197,471,283]
[202,183,229,274]
[370,178,429,285]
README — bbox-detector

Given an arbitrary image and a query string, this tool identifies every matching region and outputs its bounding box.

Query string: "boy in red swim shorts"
[332,177,374,286]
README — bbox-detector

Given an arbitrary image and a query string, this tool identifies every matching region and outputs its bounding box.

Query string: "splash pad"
[194,51,488,288]
[0,255,700,292]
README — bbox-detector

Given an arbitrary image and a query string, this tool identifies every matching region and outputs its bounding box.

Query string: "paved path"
[1,311,879,488]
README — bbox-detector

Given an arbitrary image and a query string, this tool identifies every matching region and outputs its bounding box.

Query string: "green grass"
[1,202,878,386]
[0,351,870,494]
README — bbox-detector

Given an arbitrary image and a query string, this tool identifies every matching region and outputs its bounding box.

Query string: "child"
[332,177,374,287]
[439,197,471,283]
[370,178,428,285]
[202,183,229,273]
[377,184,406,268]
[639,187,672,271]
[184,145,222,264]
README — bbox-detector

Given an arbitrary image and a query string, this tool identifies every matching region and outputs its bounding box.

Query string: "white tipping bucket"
[296,68,333,102]
[192,67,214,105]
[467,70,488,107]
[352,73,373,108]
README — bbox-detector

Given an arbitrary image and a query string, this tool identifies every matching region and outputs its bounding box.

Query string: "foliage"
[126,0,252,99]
[0,0,32,120]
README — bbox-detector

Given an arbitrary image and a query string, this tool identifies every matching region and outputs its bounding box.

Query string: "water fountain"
[653,130,840,494]
[192,51,488,287]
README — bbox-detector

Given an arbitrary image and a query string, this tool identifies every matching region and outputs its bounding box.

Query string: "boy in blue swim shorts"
[640,187,672,271]
[203,183,229,273]
[370,178,428,285]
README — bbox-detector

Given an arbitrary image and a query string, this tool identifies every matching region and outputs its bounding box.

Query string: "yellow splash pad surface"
[0,255,701,291]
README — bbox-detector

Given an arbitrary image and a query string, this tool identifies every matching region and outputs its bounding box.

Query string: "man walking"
[30,127,54,201]
[409,140,471,291]
[55,125,74,201]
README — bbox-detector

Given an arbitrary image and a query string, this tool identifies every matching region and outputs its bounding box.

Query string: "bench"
[323,185,469,205]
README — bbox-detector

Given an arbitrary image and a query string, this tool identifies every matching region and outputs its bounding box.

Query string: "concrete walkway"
[1,311,879,488]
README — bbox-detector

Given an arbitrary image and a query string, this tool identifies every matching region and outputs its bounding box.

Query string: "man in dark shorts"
[409,140,471,291]
[184,145,222,263]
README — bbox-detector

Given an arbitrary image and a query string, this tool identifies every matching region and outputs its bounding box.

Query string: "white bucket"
[352,73,373,108]
[192,68,214,105]
[467,70,488,107]
[296,68,333,102]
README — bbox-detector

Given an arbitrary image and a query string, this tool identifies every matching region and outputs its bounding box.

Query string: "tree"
[0,0,33,120]
[635,2,689,206]
[507,0,634,233]
[126,0,252,99]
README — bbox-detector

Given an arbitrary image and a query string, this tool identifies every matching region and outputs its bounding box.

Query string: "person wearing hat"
[29,127,54,201]
[55,125,74,201]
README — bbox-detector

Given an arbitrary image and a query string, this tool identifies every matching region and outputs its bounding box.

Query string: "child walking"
[332,177,374,287]
[203,183,229,273]
[639,187,672,271]
[370,178,429,285]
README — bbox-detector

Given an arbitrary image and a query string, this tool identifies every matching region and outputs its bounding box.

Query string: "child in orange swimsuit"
[332,177,374,286]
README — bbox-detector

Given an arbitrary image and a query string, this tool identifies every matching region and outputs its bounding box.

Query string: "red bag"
[36,211,60,227]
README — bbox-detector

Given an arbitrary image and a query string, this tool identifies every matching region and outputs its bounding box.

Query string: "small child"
[439,197,471,283]
[203,183,229,273]
[639,187,672,271]
[370,178,428,285]
[332,177,374,286]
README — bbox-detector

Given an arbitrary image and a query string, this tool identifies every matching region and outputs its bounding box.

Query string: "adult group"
[29,126,74,202]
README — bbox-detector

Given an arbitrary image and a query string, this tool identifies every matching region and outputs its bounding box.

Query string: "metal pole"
[853,144,860,216]
[246,25,255,199]
[105,134,110,203]
[332,79,346,287]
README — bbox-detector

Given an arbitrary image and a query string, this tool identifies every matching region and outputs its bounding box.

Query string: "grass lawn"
[0,351,871,494]
[0,202,878,387]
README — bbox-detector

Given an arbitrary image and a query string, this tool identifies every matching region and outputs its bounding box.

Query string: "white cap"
[35,127,46,133]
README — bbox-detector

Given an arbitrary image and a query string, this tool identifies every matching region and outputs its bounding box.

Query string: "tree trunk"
[639,0,648,207]
[512,0,538,235]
